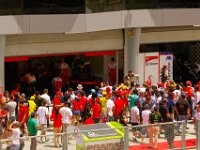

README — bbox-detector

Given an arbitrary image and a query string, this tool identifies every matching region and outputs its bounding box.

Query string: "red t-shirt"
[72,100,82,111]
[80,96,87,111]
[18,105,28,124]
[84,118,94,125]
[92,104,101,119]
[53,113,62,128]
[114,98,124,117]
[186,86,193,98]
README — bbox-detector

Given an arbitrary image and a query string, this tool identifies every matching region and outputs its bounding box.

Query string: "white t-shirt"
[41,93,51,106]
[11,128,20,145]
[37,106,49,124]
[142,109,151,125]
[59,107,72,124]
[131,106,139,123]
[106,99,115,116]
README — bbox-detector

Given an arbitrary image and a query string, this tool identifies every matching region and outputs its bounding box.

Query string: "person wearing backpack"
[148,107,161,149]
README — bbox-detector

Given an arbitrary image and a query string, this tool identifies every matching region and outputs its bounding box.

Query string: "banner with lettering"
[144,52,159,85]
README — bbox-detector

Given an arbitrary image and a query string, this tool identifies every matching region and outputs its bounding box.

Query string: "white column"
[0,36,5,89]
[124,28,141,76]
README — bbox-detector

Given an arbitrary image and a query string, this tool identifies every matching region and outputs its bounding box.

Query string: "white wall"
[5,30,123,57]
[1,9,200,35]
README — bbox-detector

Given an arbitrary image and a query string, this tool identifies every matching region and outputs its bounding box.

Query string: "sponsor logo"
[166,56,172,61]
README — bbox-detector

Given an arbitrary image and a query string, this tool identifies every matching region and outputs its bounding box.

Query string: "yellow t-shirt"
[28,100,36,116]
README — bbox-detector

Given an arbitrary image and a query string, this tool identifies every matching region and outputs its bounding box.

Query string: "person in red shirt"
[18,100,28,134]
[113,93,125,122]
[50,91,62,121]
[91,98,101,123]
[185,80,193,118]
[108,57,116,85]
[80,91,87,122]
[72,96,82,125]
[84,113,94,125]
[53,106,62,148]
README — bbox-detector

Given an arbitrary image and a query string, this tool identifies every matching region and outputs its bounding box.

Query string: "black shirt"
[159,105,169,122]
[176,99,190,115]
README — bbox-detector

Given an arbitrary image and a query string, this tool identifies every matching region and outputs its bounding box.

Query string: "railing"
[0,120,198,150]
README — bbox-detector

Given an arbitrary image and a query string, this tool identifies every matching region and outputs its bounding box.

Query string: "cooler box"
[69,122,125,150]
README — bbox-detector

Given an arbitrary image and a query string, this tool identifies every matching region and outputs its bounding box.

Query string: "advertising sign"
[144,53,159,85]
[160,53,173,81]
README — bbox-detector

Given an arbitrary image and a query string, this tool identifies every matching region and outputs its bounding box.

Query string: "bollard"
[182,121,186,150]
[197,120,200,150]
[124,127,129,150]
[62,133,68,150]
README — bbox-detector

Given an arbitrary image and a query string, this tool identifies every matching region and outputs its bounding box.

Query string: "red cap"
[106,87,111,92]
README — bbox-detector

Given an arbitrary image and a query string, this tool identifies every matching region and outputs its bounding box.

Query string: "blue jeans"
[176,115,188,132]
[107,115,114,122]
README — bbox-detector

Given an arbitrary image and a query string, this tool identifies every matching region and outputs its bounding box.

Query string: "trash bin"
[68,122,125,150]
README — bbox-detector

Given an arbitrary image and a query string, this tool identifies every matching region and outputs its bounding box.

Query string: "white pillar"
[124,28,141,76]
[0,36,5,89]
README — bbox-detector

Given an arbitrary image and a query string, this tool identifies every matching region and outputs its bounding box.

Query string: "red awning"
[84,51,116,57]
[5,56,29,62]
[5,50,116,62]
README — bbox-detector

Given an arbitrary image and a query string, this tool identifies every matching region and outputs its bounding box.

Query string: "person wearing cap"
[175,92,190,133]
[50,91,62,121]
[7,121,21,150]
[27,112,40,150]
[87,89,96,100]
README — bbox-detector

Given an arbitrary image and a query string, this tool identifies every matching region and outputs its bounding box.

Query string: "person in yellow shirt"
[28,96,36,116]
[99,91,107,114]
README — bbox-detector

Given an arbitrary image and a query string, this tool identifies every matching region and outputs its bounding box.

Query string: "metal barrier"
[0,120,197,150]
[128,121,188,150]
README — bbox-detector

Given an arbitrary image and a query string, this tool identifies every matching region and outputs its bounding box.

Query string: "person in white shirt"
[59,102,72,133]
[105,97,115,122]
[40,89,51,106]
[131,101,140,141]
[141,104,151,143]
[36,100,49,143]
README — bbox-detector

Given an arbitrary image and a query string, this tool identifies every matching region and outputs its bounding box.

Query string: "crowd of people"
[0,71,200,150]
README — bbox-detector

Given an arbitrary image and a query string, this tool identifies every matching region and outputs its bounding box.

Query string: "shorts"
[131,123,139,131]
[40,124,47,132]
[73,110,81,116]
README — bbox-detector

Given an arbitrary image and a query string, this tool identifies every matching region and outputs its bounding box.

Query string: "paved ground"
[0,121,197,150]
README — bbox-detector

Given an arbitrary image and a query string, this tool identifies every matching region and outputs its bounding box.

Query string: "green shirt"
[129,94,138,109]
[27,118,38,136]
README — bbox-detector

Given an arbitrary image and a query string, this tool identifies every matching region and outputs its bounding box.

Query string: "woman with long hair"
[53,106,62,148]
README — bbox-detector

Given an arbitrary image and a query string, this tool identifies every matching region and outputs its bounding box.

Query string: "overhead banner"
[144,52,159,85]
[159,53,173,81]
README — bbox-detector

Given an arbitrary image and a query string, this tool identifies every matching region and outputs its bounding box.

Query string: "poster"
[159,53,173,81]
[144,52,159,85]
